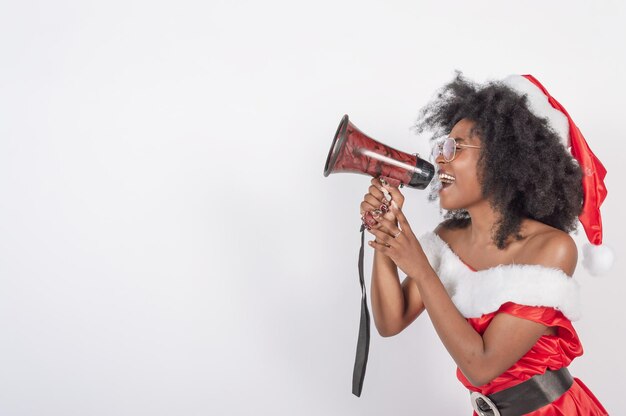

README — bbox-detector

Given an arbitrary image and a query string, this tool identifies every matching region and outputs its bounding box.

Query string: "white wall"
[1,0,624,414]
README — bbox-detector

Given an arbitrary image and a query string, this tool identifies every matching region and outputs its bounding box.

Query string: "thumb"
[390,201,411,232]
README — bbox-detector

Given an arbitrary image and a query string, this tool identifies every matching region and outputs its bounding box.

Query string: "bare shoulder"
[522,221,578,277]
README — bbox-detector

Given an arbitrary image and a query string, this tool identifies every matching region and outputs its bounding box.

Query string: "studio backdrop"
[0,0,624,415]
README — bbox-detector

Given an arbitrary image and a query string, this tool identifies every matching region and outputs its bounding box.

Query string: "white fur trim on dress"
[501,75,571,148]
[419,232,581,321]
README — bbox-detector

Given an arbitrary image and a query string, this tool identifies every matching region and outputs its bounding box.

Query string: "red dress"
[459,263,608,415]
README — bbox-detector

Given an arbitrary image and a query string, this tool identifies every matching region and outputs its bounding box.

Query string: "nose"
[435,152,448,165]
[431,143,447,165]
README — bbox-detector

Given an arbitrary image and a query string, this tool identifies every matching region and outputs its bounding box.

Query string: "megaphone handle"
[379,176,403,188]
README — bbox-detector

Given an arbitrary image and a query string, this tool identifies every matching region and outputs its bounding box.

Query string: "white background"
[1,0,624,415]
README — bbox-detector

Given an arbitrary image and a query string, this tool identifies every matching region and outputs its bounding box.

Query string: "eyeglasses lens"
[443,138,455,161]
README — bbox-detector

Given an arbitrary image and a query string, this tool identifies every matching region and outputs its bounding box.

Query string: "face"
[435,118,484,211]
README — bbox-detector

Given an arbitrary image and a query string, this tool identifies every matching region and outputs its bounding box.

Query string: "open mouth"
[439,172,456,189]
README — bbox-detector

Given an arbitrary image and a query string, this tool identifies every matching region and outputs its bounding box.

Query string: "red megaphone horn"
[323,115,434,189]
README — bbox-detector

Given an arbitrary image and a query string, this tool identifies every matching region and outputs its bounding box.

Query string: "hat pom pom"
[582,243,614,276]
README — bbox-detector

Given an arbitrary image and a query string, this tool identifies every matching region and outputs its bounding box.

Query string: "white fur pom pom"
[582,243,614,276]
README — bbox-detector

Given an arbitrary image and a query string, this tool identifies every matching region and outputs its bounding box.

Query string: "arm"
[369,207,578,386]
[370,249,425,337]
[411,268,548,386]
[363,178,425,337]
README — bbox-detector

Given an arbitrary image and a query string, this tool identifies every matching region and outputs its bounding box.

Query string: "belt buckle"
[470,392,501,416]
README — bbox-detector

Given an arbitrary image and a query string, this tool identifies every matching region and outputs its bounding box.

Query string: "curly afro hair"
[416,72,584,249]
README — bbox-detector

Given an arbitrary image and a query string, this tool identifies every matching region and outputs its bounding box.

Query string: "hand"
[367,203,428,279]
[360,177,405,231]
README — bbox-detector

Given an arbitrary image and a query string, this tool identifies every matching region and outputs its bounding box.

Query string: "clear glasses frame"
[431,137,481,163]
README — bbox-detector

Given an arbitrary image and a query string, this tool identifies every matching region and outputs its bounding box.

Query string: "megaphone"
[323,115,435,398]
[323,115,435,189]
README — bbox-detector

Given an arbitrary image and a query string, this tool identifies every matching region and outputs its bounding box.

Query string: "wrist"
[407,253,431,282]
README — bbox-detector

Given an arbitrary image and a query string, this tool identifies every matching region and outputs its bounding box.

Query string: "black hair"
[416,72,583,249]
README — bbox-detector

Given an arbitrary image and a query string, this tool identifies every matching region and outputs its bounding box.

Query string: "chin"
[438,191,460,211]
[440,202,463,211]
[438,196,475,212]
[438,186,482,211]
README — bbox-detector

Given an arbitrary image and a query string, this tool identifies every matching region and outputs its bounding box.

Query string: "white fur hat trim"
[501,75,571,148]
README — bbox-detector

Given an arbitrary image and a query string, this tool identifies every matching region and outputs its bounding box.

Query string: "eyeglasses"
[430,137,481,163]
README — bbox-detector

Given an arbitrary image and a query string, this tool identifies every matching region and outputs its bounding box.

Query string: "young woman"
[360,74,608,415]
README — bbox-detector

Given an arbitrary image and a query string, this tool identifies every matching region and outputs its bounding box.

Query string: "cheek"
[462,172,482,194]
[460,160,482,188]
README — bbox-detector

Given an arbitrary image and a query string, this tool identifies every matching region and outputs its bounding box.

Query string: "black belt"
[470,367,574,416]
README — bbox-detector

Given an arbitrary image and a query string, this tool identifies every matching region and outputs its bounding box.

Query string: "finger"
[366,225,394,245]
[368,184,388,204]
[370,177,384,187]
[380,187,392,203]
[371,178,393,202]
[360,198,380,214]
[364,192,386,208]
[360,201,380,216]
[380,179,405,202]
[368,239,391,251]
[371,215,401,236]
[390,202,411,232]
[361,211,378,229]
[372,177,393,203]
[375,179,393,202]
[361,196,387,217]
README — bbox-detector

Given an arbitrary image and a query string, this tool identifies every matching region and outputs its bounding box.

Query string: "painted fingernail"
[361,212,376,230]
[380,204,388,214]
[381,188,392,202]
[372,209,382,218]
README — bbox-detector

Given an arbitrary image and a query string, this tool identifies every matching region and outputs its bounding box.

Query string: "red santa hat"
[502,74,612,276]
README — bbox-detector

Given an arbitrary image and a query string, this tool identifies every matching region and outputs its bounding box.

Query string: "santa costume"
[419,74,610,415]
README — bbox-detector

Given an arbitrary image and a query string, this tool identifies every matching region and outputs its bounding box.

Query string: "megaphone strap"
[352,224,371,397]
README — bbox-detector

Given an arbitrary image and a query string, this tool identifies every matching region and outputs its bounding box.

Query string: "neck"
[465,200,502,248]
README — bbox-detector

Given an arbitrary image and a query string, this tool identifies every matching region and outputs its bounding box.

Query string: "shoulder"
[523,223,578,277]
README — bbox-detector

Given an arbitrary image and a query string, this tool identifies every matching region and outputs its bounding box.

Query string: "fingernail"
[380,204,388,214]
[361,215,373,229]
[381,188,392,202]
[372,209,382,218]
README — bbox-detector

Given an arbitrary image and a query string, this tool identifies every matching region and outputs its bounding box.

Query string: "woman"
[360,73,608,415]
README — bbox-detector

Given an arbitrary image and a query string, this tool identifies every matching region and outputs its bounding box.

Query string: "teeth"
[438,172,456,184]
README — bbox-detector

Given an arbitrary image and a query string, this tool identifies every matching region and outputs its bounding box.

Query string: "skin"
[360,118,578,387]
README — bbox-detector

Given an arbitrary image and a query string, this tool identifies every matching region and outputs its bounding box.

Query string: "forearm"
[370,250,406,336]
[411,266,487,385]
